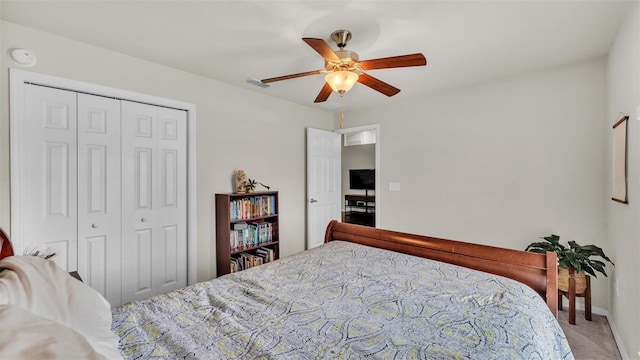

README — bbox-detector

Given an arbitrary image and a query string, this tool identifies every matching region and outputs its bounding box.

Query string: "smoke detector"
[7,48,37,67]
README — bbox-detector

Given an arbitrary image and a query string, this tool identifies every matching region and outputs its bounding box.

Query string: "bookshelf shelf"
[230,214,277,224]
[215,191,279,276]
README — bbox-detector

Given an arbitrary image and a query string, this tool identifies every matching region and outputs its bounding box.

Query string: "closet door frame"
[9,68,198,286]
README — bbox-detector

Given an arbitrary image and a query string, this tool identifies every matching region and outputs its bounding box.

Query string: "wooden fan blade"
[261,70,323,83]
[359,53,427,71]
[302,38,342,63]
[357,73,400,97]
[314,83,333,103]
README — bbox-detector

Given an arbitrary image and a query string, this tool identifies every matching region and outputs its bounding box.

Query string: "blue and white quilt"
[112,240,573,359]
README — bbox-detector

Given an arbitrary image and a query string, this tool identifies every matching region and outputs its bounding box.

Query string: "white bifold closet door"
[121,101,187,303]
[22,84,187,306]
[23,85,79,272]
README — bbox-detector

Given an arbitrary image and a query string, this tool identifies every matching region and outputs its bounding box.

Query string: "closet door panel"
[161,225,178,285]
[122,101,158,303]
[133,228,153,294]
[85,145,106,213]
[77,93,122,305]
[23,84,77,271]
[135,148,153,209]
[45,143,70,217]
[156,107,187,293]
[84,235,107,295]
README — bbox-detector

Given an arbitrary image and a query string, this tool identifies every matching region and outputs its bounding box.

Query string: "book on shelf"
[229,222,274,250]
[230,258,239,273]
[233,222,248,230]
[228,195,277,221]
[255,247,275,263]
[230,250,273,273]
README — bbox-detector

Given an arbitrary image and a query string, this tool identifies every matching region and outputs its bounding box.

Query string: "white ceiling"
[1,0,634,112]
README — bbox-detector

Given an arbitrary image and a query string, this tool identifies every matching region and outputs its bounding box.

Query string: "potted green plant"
[525,234,614,293]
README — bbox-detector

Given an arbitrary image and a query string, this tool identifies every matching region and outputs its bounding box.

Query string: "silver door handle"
[310,199,318,203]
[91,223,97,228]
[141,217,147,222]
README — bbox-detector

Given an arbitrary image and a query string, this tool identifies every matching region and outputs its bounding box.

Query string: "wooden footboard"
[324,221,558,317]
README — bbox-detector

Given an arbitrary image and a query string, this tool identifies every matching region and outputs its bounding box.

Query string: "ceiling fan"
[261,30,427,103]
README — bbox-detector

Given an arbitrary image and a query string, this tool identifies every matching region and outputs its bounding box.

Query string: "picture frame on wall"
[611,115,629,204]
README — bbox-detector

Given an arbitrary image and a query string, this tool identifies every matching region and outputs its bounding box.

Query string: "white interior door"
[121,101,187,303]
[22,84,78,271]
[77,93,122,305]
[306,128,341,249]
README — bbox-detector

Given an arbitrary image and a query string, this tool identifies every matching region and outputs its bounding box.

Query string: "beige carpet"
[557,309,622,360]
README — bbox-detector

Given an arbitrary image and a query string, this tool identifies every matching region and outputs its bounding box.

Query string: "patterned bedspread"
[112,241,573,359]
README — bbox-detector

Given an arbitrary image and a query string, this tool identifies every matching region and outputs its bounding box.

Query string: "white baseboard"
[606,314,630,360]
[559,298,630,359]
[559,297,607,315]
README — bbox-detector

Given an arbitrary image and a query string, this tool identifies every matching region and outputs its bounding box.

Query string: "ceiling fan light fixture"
[325,71,359,94]
[262,30,426,103]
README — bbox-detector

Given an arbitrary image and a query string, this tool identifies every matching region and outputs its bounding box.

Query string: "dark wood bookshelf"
[215,191,279,276]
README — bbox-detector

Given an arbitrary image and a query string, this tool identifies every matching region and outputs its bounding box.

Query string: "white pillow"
[0,256,122,359]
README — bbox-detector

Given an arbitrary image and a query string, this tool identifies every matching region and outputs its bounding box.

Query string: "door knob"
[310,199,318,203]
[91,223,97,228]
[141,217,147,222]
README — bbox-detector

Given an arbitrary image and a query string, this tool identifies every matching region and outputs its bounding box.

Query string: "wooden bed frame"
[324,220,558,317]
[1,222,557,316]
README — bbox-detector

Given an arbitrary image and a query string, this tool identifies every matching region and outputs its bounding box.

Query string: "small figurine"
[235,170,249,193]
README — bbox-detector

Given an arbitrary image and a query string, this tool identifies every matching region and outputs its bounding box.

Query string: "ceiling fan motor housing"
[325,49,360,71]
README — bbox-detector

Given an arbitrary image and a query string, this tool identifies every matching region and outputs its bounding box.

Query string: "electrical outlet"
[389,182,400,191]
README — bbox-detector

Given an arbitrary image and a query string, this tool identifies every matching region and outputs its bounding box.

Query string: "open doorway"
[334,125,380,227]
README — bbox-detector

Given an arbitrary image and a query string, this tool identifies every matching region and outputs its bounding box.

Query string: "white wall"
[0,21,333,281]
[340,59,610,309]
[606,2,640,358]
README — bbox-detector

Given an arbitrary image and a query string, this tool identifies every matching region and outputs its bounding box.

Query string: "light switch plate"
[389,182,400,191]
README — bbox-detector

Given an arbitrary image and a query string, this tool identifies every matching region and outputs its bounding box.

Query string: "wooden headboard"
[324,221,558,317]
[0,227,15,260]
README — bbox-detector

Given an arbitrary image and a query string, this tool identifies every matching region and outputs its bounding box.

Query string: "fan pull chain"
[339,94,345,129]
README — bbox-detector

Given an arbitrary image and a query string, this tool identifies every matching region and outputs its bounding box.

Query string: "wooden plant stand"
[558,268,591,325]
